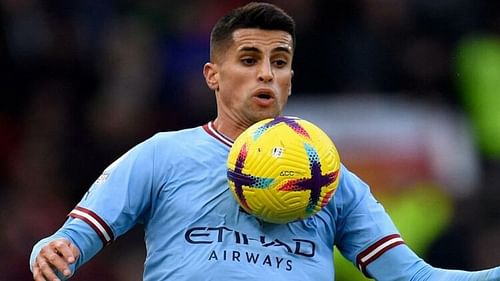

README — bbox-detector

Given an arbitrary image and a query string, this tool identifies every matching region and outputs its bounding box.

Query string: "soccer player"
[30,2,500,281]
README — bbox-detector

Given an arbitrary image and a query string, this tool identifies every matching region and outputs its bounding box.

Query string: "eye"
[241,57,256,66]
[273,59,288,68]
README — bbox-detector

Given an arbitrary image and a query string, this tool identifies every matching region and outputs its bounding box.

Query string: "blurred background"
[1,0,500,280]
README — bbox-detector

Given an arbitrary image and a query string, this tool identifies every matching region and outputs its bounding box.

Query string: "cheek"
[218,73,246,105]
[221,70,249,95]
[279,77,292,96]
[219,68,244,90]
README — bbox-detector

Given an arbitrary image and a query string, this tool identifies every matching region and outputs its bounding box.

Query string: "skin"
[204,28,294,140]
[32,27,294,281]
[32,239,79,281]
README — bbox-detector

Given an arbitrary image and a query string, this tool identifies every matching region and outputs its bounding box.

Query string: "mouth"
[256,92,272,100]
[252,90,275,107]
[253,88,275,100]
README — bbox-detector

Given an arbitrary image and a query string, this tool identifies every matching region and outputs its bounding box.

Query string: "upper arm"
[73,137,157,241]
[334,166,405,277]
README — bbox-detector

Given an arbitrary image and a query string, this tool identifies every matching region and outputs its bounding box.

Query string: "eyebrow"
[238,46,292,54]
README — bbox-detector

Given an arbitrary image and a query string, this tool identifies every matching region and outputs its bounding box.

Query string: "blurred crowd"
[1,0,499,280]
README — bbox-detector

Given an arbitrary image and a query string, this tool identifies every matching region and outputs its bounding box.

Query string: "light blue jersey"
[30,122,500,281]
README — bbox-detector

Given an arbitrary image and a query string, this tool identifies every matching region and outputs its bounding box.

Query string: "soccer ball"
[227,116,341,224]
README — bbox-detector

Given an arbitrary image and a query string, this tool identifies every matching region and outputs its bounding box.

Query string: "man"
[30,2,500,280]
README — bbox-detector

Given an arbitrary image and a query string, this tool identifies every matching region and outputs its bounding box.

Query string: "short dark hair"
[210,2,296,61]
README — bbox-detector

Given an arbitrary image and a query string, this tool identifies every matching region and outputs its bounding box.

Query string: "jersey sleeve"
[368,243,500,280]
[30,136,158,274]
[333,166,500,280]
[333,165,405,276]
[71,135,157,243]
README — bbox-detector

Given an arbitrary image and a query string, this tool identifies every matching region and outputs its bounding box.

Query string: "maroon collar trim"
[202,121,233,147]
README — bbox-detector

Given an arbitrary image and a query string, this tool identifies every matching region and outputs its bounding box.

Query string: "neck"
[212,118,248,141]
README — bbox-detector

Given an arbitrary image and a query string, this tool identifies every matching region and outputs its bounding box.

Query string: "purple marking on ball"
[253,116,310,140]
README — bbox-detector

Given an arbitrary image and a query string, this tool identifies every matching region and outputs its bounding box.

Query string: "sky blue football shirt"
[31,121,500,280]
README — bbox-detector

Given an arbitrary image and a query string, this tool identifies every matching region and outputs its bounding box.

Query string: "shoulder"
[105,126,206,169]
[335,165,371,202]
[148,126,208,147]
[327,164,376,222]
[134,126,206,154]
[151,126,203,141]
[139,125,227,167]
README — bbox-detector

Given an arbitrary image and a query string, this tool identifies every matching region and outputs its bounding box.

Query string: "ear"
[203,62,219,91]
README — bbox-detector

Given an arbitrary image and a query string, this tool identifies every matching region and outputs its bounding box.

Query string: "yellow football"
[227,116,341,224]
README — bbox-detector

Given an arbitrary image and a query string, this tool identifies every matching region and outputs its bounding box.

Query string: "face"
[204,28,294,137]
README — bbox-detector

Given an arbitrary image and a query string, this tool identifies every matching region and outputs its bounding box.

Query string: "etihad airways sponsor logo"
[207,249,293,271]
[185,226,317,271]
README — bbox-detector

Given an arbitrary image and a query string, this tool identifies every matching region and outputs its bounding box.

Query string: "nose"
[258,61,274,82]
